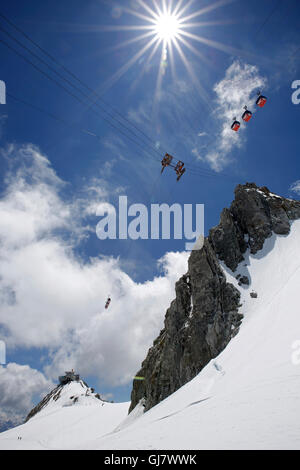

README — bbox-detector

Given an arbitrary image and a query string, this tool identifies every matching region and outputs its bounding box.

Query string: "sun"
[98,0,241,104]
[154,13,181,43]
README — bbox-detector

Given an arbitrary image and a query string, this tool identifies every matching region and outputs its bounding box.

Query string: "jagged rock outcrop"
[210,183,300,271]
[129,240,242,413]
[129,183,300,413]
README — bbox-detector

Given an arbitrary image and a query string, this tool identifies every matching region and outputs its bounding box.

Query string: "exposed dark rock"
[231,183,300,256]
[238,275,250,286]
[209,207,246,271]
[209,183,300,271]
[129,239,242,413]
[25,384,63,422]
[250,291,258,298]
[129,183,300,414]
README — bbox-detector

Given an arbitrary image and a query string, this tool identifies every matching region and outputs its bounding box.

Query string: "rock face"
[129,183,300,413]
[25,384,64,422]
[210,183,300,271]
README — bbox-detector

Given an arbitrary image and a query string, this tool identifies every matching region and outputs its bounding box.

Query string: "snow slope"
[1,220,300,450]
[0,380,129,450]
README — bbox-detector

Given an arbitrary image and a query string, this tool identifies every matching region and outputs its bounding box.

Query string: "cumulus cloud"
[0,144,189,392]
[0,363,53,428]
[193,60,267,171]
[211,61,267,170]
[289,180,300,196]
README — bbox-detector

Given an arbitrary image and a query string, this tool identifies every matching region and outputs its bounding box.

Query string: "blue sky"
[0,0,300,425]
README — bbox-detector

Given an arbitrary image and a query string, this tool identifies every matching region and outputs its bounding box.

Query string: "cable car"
[161,153,173,173]
[256,92,267,108]
[231,118,240,132]
[175,161,185,181]
[242,106,252,122]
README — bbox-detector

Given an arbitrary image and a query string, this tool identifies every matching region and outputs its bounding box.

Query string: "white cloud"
[212,61,267,170]
[289,180,300,195]
[0,144,189,391]
[0,363,53,427]
[213,61,267,116]
[191,148,205,162]
[193,60,268,172]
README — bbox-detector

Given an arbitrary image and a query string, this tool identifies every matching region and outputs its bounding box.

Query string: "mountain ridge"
[129,182,300,413]
[1,182,300,449]
[25,377,106,423]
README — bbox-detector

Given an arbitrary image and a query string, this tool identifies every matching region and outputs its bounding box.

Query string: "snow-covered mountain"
[1,184,300,450]
[130,183,300,413]
[92,218,300,450]
[0,378,129,449]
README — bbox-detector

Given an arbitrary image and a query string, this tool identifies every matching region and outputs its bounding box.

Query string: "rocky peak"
[25,376,105,423]
[129,183,300,413]
[209,182,300,271]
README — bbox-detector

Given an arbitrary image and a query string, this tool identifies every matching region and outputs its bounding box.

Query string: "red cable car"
[231,118,240,132]
[242,106,252,123]
[256,92,267,108]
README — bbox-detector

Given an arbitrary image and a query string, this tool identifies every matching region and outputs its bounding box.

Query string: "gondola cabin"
[242,109,252,122]
[231,120,240,132]
[256,95,267,108]
[174,161,185,181]
[161,153,173,173]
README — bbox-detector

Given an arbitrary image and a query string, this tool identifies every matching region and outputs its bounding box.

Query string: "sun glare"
[154,13,180,42]
[99,0,240,105]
